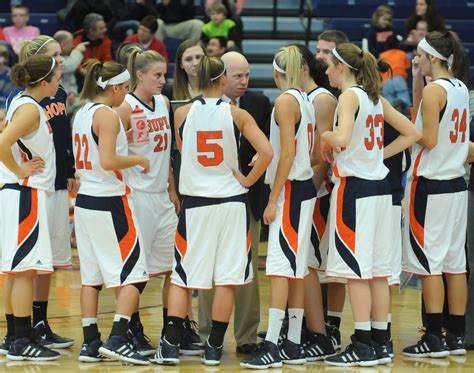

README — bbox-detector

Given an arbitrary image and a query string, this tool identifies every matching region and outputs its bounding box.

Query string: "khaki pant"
[155,19,203,41]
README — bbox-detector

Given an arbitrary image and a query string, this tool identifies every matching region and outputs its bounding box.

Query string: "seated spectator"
[206,36,227,57]
[125,15,169,63]
[155,0,203,42]
[403,19,428,51]
[108,0,158,40]
[205,1,245,39]
[0,45,13,108]
[405,0,445,38]
[367,5,394,57]
[74,13,113,68]
[201,3,239,49]
[67,0,114,33]
[380,35,411,114]
[3,4,40,55]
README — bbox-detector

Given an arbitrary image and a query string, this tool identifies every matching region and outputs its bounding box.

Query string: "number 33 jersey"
[125,93,171,193]
[411,78,470,180]
[332,86,388,181]
[178,97,247,198]
[73,103,131,197]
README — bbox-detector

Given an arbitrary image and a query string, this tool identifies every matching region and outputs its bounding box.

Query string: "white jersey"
[411,78,470,180]
[332,86,388,180]
[265,89,315,185]
[73,103,131,197]
[125,93,171,193]
[179,97,247,198]
[4,95,56,191]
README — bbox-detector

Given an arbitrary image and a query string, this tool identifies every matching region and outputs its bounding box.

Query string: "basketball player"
[72,59,150,365]
[154,56,272,366]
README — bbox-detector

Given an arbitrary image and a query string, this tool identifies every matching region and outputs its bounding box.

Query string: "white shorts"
[326,177,393,280]
[266,179,316,279]
[46,189,72,267]
[388,202,402,286]
[1,185,54,274]
[308,193,330,270]
[171,194,252,289]
[133,190,178,276]
[402,176,467,276]
[75,194,149,288]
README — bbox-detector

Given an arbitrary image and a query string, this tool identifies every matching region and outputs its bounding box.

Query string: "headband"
[211,67,226,81]
[331,48,358,71]
[97,70,130,89]
[33,38,54,56]
[273,59,286,74]
[30,57,56,84]
[418,38,453,69]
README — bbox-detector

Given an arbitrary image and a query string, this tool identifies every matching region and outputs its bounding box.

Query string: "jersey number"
[364,114,384,151]
[449,108,467,143]
[74,134,92,170]
[154,133,169,152]
[197,131,224,167]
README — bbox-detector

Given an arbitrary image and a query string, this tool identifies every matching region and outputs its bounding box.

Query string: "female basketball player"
[320,43,420,367]
[402,31,470,358]
[0,54,62,361]
[155,56,272,366]
[73,59,150,365]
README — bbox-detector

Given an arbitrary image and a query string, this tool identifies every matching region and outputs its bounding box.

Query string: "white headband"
[30,57,56,84]
[211,67,226,81]
[273,59,286,74]
[331,48,358,71]
[418,38,453,69]
[97,70,130,89]
[34,38,54,55]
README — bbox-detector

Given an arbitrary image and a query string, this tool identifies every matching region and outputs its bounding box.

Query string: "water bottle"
[130,105,149,144]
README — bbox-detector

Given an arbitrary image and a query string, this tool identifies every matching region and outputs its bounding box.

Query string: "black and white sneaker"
[0,336,12,355]
[387,339,394,358]
[33,320,74,349]
[153,337,180,365]
[180,318,204,355]
[98,335,150,365]
[326,324,342,350]
[445,333,466,356]
[372,341,392,364]
[78,339,112,363]
[201,339,223,366]
[279,339,306,365]
[6,337,60,361]
[304,332,336,362]
[402,333,449,358]
[240,340,282,369]
[130,327,155,357]
[325,336,378,367]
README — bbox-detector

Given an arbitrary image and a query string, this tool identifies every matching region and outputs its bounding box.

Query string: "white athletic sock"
[265,308,286,345]
[287,308,304,344]
[327,311,343,318]
[114,314,131,322]
[354,321,371,331]
[371,320,388,330]
[82,318,97,327]
[387,313,392,323]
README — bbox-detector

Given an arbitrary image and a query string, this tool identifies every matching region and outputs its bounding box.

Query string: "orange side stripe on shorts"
[175,231,187,259]
[335,176,355,253]
[282,180,298,254]
[246,230,251,254]
[119,196,137,261]
[18,188,38,246]
[114,170,131,196]
[313,198,326,239]
[409,150,425,248]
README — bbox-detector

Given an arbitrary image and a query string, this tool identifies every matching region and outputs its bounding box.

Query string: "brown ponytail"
[80,59,127,100]
[198,56,225,92]
[9,55,58,87]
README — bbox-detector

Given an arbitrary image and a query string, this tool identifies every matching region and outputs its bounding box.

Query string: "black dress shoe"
[236,343,258,355]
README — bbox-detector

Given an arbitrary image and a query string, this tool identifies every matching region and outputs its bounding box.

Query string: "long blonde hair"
[274,45,306,90]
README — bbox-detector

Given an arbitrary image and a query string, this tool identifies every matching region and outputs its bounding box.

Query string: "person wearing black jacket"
[155,0,203,41]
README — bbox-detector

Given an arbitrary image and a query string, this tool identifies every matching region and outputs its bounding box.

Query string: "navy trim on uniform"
[174,211,188,285]
[178,118,186,140]
[195,97,206,105]
[438,78,455,87]
[130,92,155,112]
[17,140,32,160]
[181,193,248,209]
[439,101,447,123]
[233,121,240,149]
[244,206,252,281]
[90,126,99,146]
[2,183,21,191]
[216,99,223,105]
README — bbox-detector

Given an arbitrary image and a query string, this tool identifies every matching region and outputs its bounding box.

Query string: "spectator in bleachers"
[74,13,113,70]
[206,36,227,57]
[0,45,13,108]
[109,0,158,40]
[115,40,143,65]
[201,2,240,49]
[155,0,203,42]
[205,1,245,41]
[3,4,40,55]
[367,5,394,58]
[404,19,428,51]
[125,16,169,63]
[68,0,114,33]
[315,30,349,64]
[405,0,445,38]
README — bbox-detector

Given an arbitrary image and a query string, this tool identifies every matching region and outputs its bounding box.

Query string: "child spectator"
[367,5,394,57]
[380,34,411,114]
[404,19,428,51]
[206,36,227,57]
[125,15,169,63]
[201,3,240,49]
[0,45,13,108]
[3,5,40,55]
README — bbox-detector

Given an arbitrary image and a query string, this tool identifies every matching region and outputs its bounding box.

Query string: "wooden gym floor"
[0,247,473,372]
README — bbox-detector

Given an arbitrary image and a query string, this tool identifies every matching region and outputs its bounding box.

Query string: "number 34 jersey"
[73,103,131,197]
[125,93,171,193]
[178,98,247,198]
[411,78,470,180]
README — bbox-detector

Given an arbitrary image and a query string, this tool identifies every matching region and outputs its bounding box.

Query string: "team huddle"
[0,29,471,368]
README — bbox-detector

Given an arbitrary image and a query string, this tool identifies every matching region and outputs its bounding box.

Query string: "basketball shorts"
[133,190,178,276]
[388,196,402,286]
[1,184,54,274]
[326,177,392,280]
[75,194,149,288]
[171,194,252,289]
[403,176,467,276]
[266,179,316,279]
[308,192,330,271]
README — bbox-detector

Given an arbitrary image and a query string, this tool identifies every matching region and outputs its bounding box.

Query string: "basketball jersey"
[332,86,388,180]
[265,89,315,185]
[411,78,470,180]
[125,93,171,193]
[308,86,335,198]
[73,103,131,197]
[179,97,246,198]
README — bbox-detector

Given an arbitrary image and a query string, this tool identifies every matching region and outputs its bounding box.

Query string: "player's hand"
[248,153,259,167]
[232,169,249,187]
[412,55,421,78]
[263,201,277,225]
[20,157,44,178]
[67,178,80,194]
[320,137,334,163]
[168,189,181,215]
[137,156,150,174]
